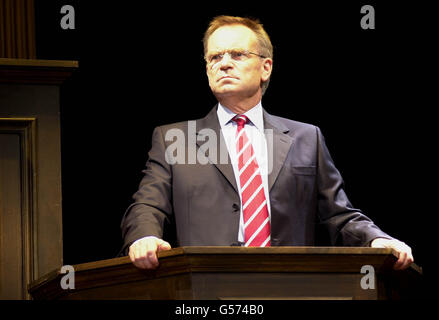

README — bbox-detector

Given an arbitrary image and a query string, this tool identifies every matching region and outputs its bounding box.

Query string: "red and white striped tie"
[233,115,271,247]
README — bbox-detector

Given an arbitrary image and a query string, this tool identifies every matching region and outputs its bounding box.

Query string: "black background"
[33,0,436,299]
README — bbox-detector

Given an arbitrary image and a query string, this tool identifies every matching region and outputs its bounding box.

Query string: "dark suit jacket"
[120,105,391,255]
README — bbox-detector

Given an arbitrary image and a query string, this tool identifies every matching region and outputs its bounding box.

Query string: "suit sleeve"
[315,127,393,246]
[119,126,173,256]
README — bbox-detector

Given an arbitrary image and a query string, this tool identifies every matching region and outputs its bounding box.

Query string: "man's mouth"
[218,76,237,82]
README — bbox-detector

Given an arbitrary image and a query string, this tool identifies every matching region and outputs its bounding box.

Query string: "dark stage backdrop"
[34,0,435,296]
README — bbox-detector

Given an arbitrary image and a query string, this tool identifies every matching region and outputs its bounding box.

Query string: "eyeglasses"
[205,49,266,67]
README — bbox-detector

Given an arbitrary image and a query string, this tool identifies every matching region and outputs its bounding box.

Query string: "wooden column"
[0,0,36,59]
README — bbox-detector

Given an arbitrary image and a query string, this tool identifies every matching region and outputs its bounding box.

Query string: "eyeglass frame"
[204,48,266,68]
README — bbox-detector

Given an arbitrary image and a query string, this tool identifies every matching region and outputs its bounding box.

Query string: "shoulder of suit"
[153,108,215,132]
[153,118,201,133]
[267,114,319,133]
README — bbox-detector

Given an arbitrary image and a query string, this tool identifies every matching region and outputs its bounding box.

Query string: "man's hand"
[129,236,172,269]
[371,238,414,270]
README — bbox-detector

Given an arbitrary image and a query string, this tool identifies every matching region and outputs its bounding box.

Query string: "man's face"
[206,25,272,101]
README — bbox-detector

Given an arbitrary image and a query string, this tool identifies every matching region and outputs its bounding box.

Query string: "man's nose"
[219,53,233,69]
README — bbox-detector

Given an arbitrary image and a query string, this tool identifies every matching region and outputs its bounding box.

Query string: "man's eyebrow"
[207,48,246,54]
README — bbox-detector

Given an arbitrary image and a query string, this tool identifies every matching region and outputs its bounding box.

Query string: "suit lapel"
[263,110,294,191]
[195,105,239,194]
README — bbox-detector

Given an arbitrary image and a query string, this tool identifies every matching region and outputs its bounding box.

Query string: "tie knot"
[232,115,249,128]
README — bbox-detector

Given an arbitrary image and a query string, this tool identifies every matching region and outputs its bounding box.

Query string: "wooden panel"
[0,62,75,300]
[0,133,23,299]
[51,272,374,300]
[0,84,65,279]
[190,273,374,300]
[0,119,37,299]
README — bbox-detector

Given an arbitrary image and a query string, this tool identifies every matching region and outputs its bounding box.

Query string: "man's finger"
[400,252,414,270]
[133,244,149,269]
[394,251,407,270]
[145,240,159,267]
[130,248,143,269]
[129,241,155,269]
[128,237,169,270]
[398,251,407,268]
[142,256,154,269]
[158,240,172,251]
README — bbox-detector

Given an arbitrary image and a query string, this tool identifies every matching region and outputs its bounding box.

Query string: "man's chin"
[213,86,240,97]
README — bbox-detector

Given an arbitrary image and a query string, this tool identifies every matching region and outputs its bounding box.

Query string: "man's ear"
[261,58,273,82]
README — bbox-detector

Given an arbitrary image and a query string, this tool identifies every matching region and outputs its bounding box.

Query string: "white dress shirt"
[216,102,271,244]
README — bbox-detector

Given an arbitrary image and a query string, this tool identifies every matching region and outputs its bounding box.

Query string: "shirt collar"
[217,101,264,132]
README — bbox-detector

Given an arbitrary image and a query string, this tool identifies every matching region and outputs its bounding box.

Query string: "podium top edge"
[72,246,396,272]
[0,58,79,68]
[158,246,400,260]
[161,246,395,256]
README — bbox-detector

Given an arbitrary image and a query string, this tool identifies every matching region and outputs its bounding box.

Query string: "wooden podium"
[28,247,422,300]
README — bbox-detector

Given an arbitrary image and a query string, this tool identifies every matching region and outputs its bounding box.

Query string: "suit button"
[232,204,240,212]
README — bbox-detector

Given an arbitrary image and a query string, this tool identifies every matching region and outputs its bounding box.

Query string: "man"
[120,16,413,270]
